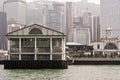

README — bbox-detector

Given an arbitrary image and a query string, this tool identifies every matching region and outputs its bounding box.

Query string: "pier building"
[92,28,120,58]
[4,24,67,69]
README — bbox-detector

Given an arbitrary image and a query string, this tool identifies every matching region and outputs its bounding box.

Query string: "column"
[7,39,10,60]
[62,38,66,60]
[102,51,104,55]
[19,38,21,60]
[50,38,53,60]
[92,51,95,56]
[118,51,120,58]
[103,51,105,57]
[34,38,37,60]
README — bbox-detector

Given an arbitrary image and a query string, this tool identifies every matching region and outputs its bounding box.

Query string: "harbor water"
[0,65,120,80]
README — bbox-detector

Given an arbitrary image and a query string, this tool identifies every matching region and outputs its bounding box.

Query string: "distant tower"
[66,2,73,42]
[106,27,112,38]
[3,0,26,26]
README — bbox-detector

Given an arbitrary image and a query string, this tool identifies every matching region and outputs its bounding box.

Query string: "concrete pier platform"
[4,60,68,69]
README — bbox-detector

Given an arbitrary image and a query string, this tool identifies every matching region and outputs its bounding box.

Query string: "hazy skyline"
[26,0,100,4]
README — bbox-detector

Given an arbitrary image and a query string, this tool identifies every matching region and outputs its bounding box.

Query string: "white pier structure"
[92,28,120,57]
[6,24,66,61]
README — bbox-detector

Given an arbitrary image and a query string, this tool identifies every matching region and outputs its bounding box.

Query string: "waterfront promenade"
[74,58,120,61]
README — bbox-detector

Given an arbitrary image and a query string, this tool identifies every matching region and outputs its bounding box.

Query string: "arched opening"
[29,28,42,34]
[104,43,117,49]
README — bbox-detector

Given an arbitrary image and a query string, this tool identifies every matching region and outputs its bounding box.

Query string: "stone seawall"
[73,59,120,65]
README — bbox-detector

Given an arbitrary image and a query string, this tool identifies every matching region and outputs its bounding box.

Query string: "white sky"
[26,0,100,4]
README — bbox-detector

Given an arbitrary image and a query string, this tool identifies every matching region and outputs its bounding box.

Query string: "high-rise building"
[46,2,65,32]
[100,0,120,38]
[0,12,7,50]
[66,2,73,42]
[82,8,92,27]
[3,0,26,26]
[82,8,92,41]
[73,26,90,45]
[73,1,100,17]
[92,15,100,42]
[0,0,5,12]
[73,16,83,27]
[27,1,66,33]
[26,0,51,26]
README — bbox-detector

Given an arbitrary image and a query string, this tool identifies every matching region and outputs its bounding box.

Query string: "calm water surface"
[0,65,120,80]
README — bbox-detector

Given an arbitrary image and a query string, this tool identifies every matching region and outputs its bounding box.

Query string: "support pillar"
[19,38,21,60]
[62,38,66,60]
[103,51,105,55]
[103,51,106,58]
[34,38,37,60]
[50,38,53,60]
[118,52,120,58]
[92,51,95,56]
[8,39,10,60]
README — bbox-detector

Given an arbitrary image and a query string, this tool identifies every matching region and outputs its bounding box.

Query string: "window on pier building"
[10,38,19,53]
[37,38,50,53]
[21,38,35,52]
[21,54,34,60]
[37,54,50,60]
[52,38,62,52]
[10,54,19,60]
[29,28,42,34]
[52,54,62,60]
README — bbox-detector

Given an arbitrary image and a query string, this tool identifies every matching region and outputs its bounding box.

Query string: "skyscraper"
[3,0,26,26]
[92,15,100,42]
[46,2,65,32]
[66,2,73,42]
[0,12,7,49]
[100,0,120,38]
[82,8,92,41]
[82,8,92,27]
